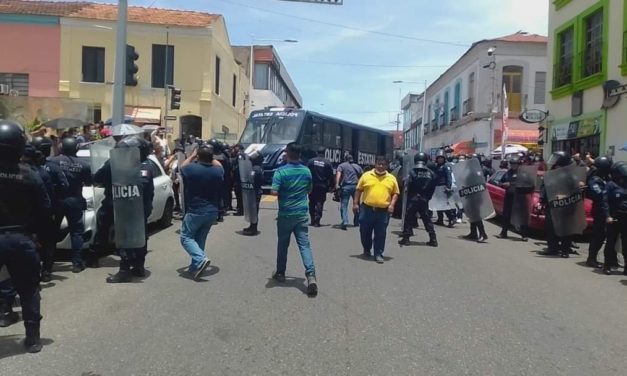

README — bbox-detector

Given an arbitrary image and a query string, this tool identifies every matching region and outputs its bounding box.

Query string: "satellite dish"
[602,80,621,109]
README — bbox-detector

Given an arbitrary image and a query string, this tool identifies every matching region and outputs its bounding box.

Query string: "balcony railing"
[450,107,459,122]
[463,98,473,115]
[438,114,445,127]
[581,48,602,78]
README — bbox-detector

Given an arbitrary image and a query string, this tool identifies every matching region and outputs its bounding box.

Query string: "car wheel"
[159,198,174,228]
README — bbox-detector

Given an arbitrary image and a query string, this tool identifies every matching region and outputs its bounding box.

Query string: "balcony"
[450,107,459,122]
[438,114,445,127]
[430,119,437,131]
[462,98,473,115]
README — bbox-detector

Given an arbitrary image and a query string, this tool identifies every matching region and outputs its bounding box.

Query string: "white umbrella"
[492,144,528,155]
[110,123,143,136]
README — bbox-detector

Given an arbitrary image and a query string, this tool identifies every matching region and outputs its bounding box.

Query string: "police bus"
[239,107,394,184]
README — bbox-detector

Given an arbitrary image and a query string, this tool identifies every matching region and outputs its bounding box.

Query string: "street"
[2,197,627,376]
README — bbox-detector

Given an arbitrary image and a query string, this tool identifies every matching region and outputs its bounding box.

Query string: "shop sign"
[519,109,548,124]
[551,117,600,141]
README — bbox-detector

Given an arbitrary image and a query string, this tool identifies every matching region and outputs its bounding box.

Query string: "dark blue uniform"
[602,182,627,270]
[401,165,436,242]
[434,162,455,225]
[499,168,529,237]
[49,154,92,268]
[0,161,51,334]
[307,156,334,226]
[586,171,610,265]
[252,165,264,221]
[92,160,114,257]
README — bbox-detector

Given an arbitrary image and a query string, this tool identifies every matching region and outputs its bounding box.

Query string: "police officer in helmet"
[585,156,612,268]
[0,119,51,352]
[602,161,627,275]
[495,156,529,241]
[399,152,438,246]
[208,138,228,222]
[307,146,334,227]
[242,151,265,236]
[433,150,456,227]
[49,136,92,272]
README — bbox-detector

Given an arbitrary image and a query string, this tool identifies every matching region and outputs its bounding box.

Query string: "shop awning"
[494,129,538,144]
[124,106,161,125]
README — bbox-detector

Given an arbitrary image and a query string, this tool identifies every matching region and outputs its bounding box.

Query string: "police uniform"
[602,165,627,275]
[307,152,334,227]
[497,164,529,240]
[242,152,265,236]
[399,157,437,246]
[586,164,610,268]
[0,120,51,352]
[434,158,455,226]
[49,138,92,272]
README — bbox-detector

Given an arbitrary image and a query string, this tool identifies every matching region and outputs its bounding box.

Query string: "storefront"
[549,111,605,157]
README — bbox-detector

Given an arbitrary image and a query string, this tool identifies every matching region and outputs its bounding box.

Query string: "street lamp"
[393,80,428,151]
[482,46,497,154]
[249,36,298,112]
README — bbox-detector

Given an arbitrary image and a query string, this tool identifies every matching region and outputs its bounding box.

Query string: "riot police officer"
[208,139,229,222]
[0,119,51,352]
[586,156,612,268]
[49,137,92,272]
[307,146,334,227]
[102,137,155,283]
[30,136,68,280]
[399,153,438,247]
[496,157,528,241]
[242,151,265,236]
[433,150,456,227]
[602,161,627,275]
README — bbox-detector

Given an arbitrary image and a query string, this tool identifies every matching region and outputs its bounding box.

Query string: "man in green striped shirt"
[271,143,318,297]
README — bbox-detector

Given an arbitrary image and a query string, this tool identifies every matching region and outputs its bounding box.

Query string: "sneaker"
[375,255,384,264]
[477,235,488,243]
[272,271,286,283]
[521,236,529,242]
[192,258,211,280]
[306,274,318,297]
[72,264,85,274]
[456,218,462,224]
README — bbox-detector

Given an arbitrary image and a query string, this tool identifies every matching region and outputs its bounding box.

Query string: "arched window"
[453,81,462,121]
[443,91,450,125]
[467,72,475,113]
[502,65,523,112]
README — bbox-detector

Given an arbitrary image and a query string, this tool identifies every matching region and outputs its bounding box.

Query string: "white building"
[547,0,626,162]
[408,32,548,157]
[401,92,423,150]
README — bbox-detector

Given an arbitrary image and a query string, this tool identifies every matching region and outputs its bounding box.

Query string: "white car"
[56,148,175,250]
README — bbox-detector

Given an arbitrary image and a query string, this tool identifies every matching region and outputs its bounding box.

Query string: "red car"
[486,170,593,232]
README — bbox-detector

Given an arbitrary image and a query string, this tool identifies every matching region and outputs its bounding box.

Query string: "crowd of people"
[1,115,626,354]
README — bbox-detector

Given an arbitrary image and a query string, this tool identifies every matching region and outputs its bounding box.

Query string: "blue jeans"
[359,205,390,257]
[180,211,218,271]
[340,185,359,226]
[276,215,315,276]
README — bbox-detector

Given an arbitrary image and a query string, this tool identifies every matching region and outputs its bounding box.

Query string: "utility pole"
[419,80,427,152]
[485,46,497,155]
[112,0,128,125]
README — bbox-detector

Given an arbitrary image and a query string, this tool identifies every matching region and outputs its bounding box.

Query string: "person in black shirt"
[307,147,334,227]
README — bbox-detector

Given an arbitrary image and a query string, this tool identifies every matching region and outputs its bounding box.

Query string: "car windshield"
[240,111,305,144]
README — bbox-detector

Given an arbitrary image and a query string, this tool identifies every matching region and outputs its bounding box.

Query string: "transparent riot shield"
[452,159,494,223]
[544,164,587,237]
[511,165,538,229]
[239,154,258,225]
[429,186,455,211]
[90,137,116,215]
[110,147,146,248]
[401,151,417,229]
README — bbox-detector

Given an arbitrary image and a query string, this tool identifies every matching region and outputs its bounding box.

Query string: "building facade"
[401,92,423,150]
[233,45,302,114]
[408,33,547,157]
[547,0,626,162]
[0,1,249,142]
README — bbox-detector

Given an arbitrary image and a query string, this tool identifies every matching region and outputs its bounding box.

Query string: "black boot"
[24,326,42,353]
[477,233,488,243]
[603,264,613,275]
[0,300,19,328]
[398,235,410,246]
[427,233,438,247]
[495,230,508,239]
[242,223,259,236]
[463,233,478,240]
[106,270,134,283]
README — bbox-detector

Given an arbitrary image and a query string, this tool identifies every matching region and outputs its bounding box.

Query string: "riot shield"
[90,137,116,215]
[110,147,146,248]
[511,165,538,229]
[429,186,455,211]
[452,159,494,223]
[543,164,587,237]
[176,150,186,213]
[239,154,258,225]
[401,151,417,230]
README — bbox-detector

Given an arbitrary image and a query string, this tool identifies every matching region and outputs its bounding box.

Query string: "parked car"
[486,169,593,232]
[56,147,175,250]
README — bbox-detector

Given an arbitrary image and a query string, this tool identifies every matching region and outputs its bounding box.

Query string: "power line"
[214,0,470,47]
[284,59,449,68]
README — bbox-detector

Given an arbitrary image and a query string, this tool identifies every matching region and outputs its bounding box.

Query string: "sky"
[125,0,549,129]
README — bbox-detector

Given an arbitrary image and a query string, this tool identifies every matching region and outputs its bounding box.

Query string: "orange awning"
[494,129,538,145]
[452,140,476,155]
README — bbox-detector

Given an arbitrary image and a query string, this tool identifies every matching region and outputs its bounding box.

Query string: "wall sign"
[519,109,548,124]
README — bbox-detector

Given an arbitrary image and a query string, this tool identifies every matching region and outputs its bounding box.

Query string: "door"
[502,66,523,112]
[179,115,202,139]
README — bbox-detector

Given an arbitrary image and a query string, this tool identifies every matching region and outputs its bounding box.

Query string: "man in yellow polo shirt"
[353,156,400,263]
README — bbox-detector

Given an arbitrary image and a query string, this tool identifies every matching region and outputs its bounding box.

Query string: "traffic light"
[126,44,139,86]
[169,86,181,110]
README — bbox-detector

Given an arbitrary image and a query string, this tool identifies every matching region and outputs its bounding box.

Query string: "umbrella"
[110,123,143,136]
[42,118,86,130]
[103,116,134,125]
[142,124,161,131]
[492,144,528,155]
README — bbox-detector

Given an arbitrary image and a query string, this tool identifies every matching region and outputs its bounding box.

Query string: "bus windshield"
[240,111,305,144]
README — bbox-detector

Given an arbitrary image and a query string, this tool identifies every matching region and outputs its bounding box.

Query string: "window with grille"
[556,27,574,87]
[583,9,603,77]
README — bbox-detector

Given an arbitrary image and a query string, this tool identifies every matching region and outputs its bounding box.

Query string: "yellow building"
[7,1,250,142]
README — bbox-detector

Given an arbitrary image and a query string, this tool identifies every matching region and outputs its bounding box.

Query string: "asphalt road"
[2,197,627,376]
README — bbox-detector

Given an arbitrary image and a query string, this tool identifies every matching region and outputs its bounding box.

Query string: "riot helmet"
[435,150,446,164]
[116,136,151,161]
[0,119,27,161]
[610,161,627,186]
[249,150,264,166]
[60,136,79,156]
[207,138,223,153]
[593,156,613,177]
[22,143,41,164]
[548,151,572,169]
[31,136,53,157]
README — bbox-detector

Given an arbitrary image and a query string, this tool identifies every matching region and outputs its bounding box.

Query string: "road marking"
[262,195,277,202]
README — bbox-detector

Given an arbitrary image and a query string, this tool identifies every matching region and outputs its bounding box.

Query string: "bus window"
[323,121,341,148]
[302,117,323,146]
[342,125,352,152]
[359,130,378,154]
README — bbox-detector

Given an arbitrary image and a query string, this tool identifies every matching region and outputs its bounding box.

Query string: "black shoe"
[603,266,612,275]
[106,270,134,283]
[447,222,455,228]
[538,250,559,256]
[233,212,244,217]
[521,236,529,242]
[217,217,224,222]
[340,224,347,231]
[313,223,321,228]
[272,271,286,283]
[434,220,445,226]
[477,235,488,243]
[40,271,52,283]
[131,267,146,278]
[585,258,601,268]
[623,268,627,276]
[242,225,259,236]
[306,274,318,297]
[463,234,478,240]
[427,239,438,247]
[24,327,42,353]
[85,256,100,268]
[72,264,85,273]
[495,232,508,239]
[0,301,19,328]
[398,236,410,246]
[362,250,372,258]
[560,252,570,258]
